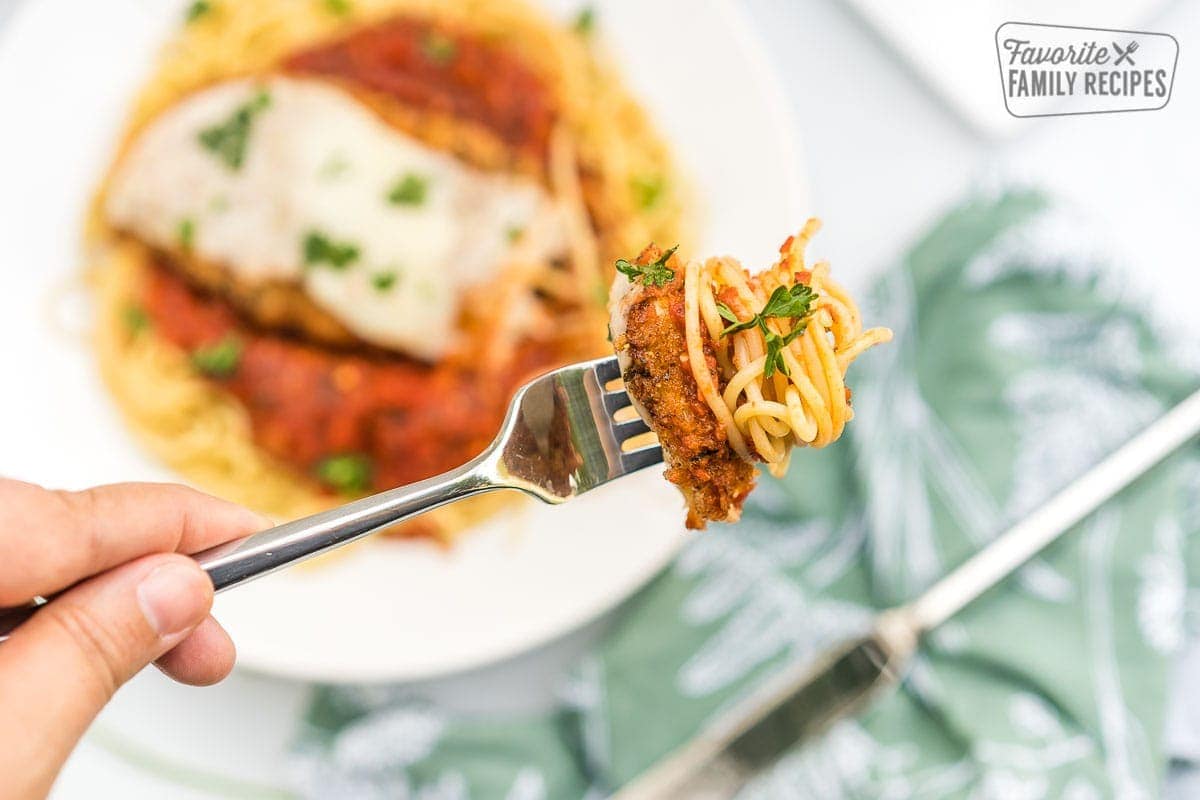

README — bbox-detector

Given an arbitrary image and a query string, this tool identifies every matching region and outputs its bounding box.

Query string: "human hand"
[0,478,266,798]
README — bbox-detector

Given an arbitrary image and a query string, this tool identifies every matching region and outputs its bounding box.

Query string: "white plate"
[0,0,804,682]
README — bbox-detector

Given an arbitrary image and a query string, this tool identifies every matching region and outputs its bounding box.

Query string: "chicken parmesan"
[89,0,685,540]
[609,223,892,529]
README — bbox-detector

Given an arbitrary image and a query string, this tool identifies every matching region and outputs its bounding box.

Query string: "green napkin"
[292,190,1200,798]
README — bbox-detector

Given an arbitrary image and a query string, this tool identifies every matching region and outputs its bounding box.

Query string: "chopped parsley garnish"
[387,173,429,206]
[717,283,816,335]
[122,305,151,335]
[319,153,351,181]
[716,283,817,378]
[371,271,398,292]
[631,173,665,210]
[197,89,271,171]
[303,231,360,269]
[422,32,458,65]
[190,335,243,378]
[505,225,525,244]
[573,6,596,35]
[178,218,196,252]
[323,0,352,15]
[315,454,372,494]
[185,0,213,23]
[615,245,677,287]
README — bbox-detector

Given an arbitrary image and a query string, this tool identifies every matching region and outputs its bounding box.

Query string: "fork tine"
[488,355,665,503]
[593,357,622,383]
[621,444,664,472]
[604,389,633,416]
[594,358,654,444]
[614,416,651,440]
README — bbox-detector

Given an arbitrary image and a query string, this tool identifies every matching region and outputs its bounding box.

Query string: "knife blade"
[612,610,917,799]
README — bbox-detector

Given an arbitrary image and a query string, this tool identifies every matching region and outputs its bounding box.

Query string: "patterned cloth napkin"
[291,190,1200,799]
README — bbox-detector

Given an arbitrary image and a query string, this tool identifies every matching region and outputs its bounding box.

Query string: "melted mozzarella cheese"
[105,76,566,360]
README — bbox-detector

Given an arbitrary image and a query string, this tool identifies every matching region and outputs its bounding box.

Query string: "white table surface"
[3,0,1197,795]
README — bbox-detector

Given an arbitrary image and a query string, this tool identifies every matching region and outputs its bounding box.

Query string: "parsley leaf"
[615,245,678,287]
[718,284,816,336]
[324,0,352,15]
[178,218,196,252]
[715,302,739,323]
[316,454,372,493]
[714,301,758,337]
[763,334,785,378]
[573,6,596,35]
[387,173,428,206]
[197,90,271,171]
[123,305,151,335]
[185,0,213,23]
[762,325,806,378]
[422,32,457,65]
[371,271,398,292]
[303,231,360,269]
[191,335,242,378]
[716,283,817,377]
[319,153,351,181]
[760,282,816,319]
[631,173,665,210]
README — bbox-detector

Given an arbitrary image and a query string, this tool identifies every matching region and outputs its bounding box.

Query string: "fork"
[1113,39,1139,66]
[0,357,659,639]
[199,356,658,591]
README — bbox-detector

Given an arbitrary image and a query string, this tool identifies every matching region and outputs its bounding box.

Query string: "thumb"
[0,553,212,798]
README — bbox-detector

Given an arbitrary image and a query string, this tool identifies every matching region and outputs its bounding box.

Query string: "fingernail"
[137,562,210,638]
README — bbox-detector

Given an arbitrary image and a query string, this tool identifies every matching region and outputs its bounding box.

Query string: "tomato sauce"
[285,16,555,159]
[142,263,564,492]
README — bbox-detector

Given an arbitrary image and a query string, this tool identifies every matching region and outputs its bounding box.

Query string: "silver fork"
[201,356,659,591]
[0,357,659,639]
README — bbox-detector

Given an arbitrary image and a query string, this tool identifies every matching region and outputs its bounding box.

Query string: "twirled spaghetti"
[610,220,892,529]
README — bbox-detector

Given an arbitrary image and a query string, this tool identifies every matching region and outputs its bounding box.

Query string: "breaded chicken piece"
[143,242,363,349]
[609,245,756,529]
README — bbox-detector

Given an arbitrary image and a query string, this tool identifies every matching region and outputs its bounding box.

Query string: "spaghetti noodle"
[610,220,892,529]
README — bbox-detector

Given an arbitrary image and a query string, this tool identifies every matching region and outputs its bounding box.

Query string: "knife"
[615,386,1200,799]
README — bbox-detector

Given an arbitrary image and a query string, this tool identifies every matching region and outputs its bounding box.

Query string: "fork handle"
[197,456,498,592]
[0,457,500,643]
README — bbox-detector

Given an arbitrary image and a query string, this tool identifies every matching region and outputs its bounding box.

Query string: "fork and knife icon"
[1113,39,1139,66]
